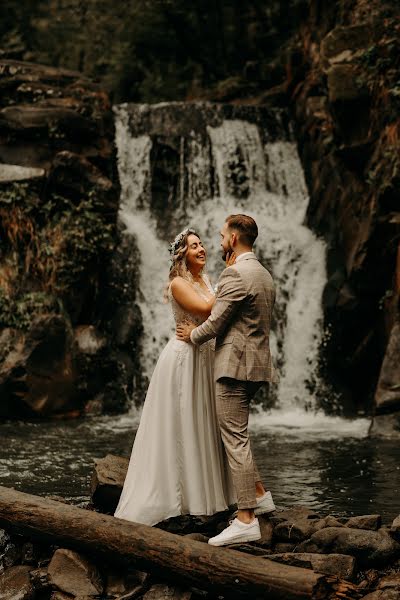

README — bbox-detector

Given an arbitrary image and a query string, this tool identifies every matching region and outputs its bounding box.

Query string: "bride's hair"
[164,227,204,301]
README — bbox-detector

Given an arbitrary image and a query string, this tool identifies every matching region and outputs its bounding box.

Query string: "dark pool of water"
[0,410,399,523]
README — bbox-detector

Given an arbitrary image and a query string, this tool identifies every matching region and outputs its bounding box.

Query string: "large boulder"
[346,515,382,531]
[292,8,399,411]
[90,454,128,514]
[271,506,325,543]
[0,315,78,418]
[327,64,368,104]
[0,164,44,183]
[374,320,400,413]
[267,552,355,580]
[273,517,325,543]
[47,548,103,597]
[48,150,114,205]
[297,527,400,567]
[321,25,373,67]
[390,515,400,541]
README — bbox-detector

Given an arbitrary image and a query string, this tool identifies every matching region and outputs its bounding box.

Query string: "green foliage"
[360,45,378,67]
[0,183,116,316]
[0,290,59,330]
[0,182,33,205]
[0,0,306,102]
[50,193,115,290]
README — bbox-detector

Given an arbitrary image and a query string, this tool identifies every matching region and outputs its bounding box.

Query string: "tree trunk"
[0,487,358,599]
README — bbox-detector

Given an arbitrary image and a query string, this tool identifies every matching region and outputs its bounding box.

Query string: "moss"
[0,290,60,330]
[0,182,115,322]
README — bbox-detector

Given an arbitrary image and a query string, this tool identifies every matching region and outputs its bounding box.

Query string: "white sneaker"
[208,518,261,546]
[255,491,276,515]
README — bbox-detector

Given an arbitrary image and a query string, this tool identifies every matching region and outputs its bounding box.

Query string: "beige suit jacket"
[191,254,278,383]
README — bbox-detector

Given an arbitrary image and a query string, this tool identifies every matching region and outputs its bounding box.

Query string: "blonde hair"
[164,228,204,301]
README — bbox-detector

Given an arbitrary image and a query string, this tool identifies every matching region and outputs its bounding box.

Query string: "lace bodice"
[168,273,215,326]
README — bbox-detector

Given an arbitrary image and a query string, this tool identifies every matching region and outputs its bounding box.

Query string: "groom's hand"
[176,321,196,342]
[225,251,236,267]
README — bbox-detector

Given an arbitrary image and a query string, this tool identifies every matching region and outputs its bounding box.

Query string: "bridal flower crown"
[168,227,196,266]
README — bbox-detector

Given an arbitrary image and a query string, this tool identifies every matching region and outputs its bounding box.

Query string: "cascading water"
[114,102,344,424]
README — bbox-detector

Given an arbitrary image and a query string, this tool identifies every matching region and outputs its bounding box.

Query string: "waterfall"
[114,102,329,413]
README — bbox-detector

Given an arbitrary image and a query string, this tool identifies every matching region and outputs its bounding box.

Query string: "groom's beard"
[221,242,234,261]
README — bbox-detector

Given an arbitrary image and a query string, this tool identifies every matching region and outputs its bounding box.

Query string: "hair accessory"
[168,227,196,266]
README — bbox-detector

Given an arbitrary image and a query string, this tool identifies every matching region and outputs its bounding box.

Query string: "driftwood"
[0,486,359,599]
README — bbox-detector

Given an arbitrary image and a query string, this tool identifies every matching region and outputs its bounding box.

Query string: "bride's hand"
[225,251,236,267]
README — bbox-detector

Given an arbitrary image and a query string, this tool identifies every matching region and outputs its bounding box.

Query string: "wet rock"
[142,584,193,600]
[273,517,325,543]
[255,515,274,548]
[0,314,78,418]
[2,541,21,569]
[391,515,400,541]
[324,516,345,528]
[0,163,45,183]
[374,321,400,414]
[0,565,34,600]
[47,548,103,597]
[0,103,95,140]
[346,515,381,531]
[327,64,368,104]
[297,527,400,567]
[369,413,400,438]
[321,25,373,67]
[293,8,399,409]
[90,454,128,514]
[48,150,114,203]
[0,530,10,553]
[274,506,321,522]
[360,592,400,600]
[30,567,50,592]
[105,568,150,598]
[268,552,355,580]
[377,573,400,591]
[21,542,39,565]
[75,327,106,356]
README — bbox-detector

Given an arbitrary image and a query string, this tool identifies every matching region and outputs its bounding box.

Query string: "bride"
[114,227,236,526]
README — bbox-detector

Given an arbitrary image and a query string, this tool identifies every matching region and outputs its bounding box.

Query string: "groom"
[177,214,278,546]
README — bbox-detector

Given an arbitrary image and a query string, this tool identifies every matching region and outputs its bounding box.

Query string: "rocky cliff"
[0,60,142,418]
[284,1,400,427]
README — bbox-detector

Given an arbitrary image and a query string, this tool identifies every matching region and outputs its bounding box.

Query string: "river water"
[0,409,399,522]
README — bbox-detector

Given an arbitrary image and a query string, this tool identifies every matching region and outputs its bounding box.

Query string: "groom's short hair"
[225,214,258,246]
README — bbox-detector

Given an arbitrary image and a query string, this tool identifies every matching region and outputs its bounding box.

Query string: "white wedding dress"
[114,274,236,526]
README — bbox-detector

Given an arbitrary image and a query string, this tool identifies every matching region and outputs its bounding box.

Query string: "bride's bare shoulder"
[170,276,191,289]
[170,277,191,297]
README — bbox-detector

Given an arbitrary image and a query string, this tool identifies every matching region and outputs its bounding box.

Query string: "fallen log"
[0,487,359,599]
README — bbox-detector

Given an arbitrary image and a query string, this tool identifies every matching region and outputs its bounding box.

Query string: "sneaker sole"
[208,532,261,547]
